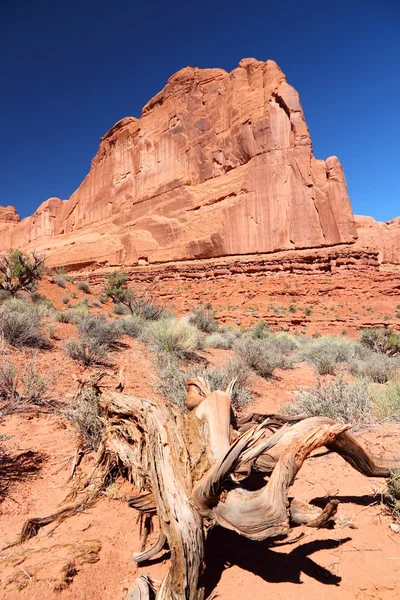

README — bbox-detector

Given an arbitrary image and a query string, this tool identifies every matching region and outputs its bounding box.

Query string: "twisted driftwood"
[13,377,400,599]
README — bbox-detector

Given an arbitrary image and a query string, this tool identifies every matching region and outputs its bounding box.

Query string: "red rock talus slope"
[0,57,371,269]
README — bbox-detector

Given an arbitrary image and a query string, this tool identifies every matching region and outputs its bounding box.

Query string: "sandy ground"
[0,274,399,599]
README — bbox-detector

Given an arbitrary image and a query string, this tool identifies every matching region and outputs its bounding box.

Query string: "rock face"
[355,216,400,265]
[0,58,360,268]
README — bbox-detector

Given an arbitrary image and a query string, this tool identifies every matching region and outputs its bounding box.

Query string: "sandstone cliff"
[0,58,360,268]
[355,216,400,265]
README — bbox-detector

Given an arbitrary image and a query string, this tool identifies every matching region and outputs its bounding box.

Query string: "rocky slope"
[0,57,367,269]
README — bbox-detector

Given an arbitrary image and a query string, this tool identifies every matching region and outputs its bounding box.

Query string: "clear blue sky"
[1,0,399,221]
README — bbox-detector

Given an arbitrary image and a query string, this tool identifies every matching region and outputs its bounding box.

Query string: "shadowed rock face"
[0,58,360,268]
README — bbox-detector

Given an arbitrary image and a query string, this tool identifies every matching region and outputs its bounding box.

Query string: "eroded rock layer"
[0,58,384,269]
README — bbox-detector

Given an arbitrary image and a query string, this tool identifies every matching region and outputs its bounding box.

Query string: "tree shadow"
[310,494,379,508]
[203,527,351,596]
[0,450,46,500]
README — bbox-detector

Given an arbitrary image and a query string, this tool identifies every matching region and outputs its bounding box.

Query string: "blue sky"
[1,0,399,221]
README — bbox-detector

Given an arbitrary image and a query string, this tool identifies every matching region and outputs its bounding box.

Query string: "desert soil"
[0,270,399,599]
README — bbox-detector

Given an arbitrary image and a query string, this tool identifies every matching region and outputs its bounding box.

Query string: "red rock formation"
[0,59,360,268]
[355,216,400,266]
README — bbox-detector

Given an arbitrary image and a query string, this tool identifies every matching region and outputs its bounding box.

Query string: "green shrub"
[62,296,70,305]
[360,327,400,356]
[249,321,270,339]
[236,336,294,378]
[143,318,203,356]
[0,301,50,348]
[103,272,163,320]
[297,336,356,375]
[64,338,109,366]
[283,377,372,424]
[77,281,90,293]
[188,306,218,333]
[0,250,45,296]
[98,292,107,304]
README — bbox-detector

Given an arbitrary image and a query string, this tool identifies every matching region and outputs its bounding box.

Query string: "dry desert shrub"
[0,357,55,410]
[77,280,90,293]
[76,314,122,350]
[297,335,357,375]
[64,338,109,366]
[235,335,294,378]
[156,352,252,410]
[188,305,218,333]
[61,384,103,451]
[53,274,67,288]
[205,331,235,349]
[283,377,372,425]
[119,315,145,339]
[0,299,50,349]
[143,318,204,357]
[369,377,400,422]
[350,350,399,383]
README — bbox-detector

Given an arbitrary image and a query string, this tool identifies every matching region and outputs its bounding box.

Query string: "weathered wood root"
[11,381,399,600]
[133,531,167,564]
[290,498,339,527]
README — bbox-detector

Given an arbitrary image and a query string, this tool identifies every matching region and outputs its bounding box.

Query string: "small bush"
[0,358,53,405]
[0,289,11,304]
[0,301,50,348]
[369,377,400,422]
[98,292,107,304]
[188,306,218,333]
[77,281,90,293]
[55,310,81,324]
[283,377,372,424]
[236,336,294,378]
[187,358,253,410]
[386,471,400,521]
[64,338,109,366]
[91,299,102,308]
[297,336,356,375]
[156,353,253,410]
[0,361,18,400]
[61,385,103,450]
[53,274,67,288]
[20,360,50,404]
[77,314,122,350]
[113,303,130,316]
[119,316,145,339]
[143,318,203,356]
[249,321,270,339]
[62,296,70,305]
[350,351,399,383]
[0,250,45,296]
[205,331,235,349]
[360,327,400,356]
